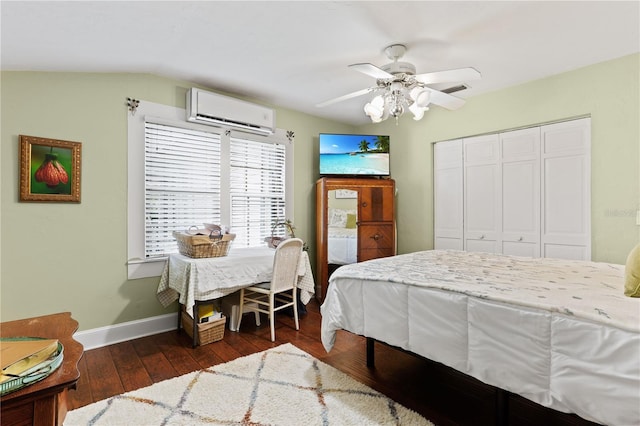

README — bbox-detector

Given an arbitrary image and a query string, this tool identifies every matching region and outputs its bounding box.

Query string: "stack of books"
[197,304,223,324]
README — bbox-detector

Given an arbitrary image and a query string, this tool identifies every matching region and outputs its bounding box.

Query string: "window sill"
[127,257,166,280]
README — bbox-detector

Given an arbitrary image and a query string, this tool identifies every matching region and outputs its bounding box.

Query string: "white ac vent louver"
[186,88,275,135]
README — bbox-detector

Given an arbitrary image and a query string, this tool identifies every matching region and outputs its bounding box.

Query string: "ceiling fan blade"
[425,88,466,110]
[316,87,376,108]
[349,63,394,79]
[415,67,481,85]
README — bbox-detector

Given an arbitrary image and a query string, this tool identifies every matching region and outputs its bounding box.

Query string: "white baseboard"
[73,312,178,350]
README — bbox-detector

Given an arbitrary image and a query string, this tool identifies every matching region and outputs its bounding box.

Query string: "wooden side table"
[1,312,83,426]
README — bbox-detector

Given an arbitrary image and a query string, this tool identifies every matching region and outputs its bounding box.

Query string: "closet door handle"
[362,202,368,208]
[370,234,381,241]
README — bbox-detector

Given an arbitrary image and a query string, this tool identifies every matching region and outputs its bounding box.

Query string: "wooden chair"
[237,238,303,341]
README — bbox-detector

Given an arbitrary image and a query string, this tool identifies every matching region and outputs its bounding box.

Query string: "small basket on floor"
[173,231,235,258]
[181,309,226,346]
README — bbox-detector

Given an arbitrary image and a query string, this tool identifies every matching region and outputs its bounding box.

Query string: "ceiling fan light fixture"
[364,94,384,120]
[324,43,479,125]
[410,87,431,108]
[371,94,385,108]
[409,102,425,120]
[364,102,382,119]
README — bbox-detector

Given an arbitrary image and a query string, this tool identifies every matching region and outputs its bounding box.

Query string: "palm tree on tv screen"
[374,136,389,153]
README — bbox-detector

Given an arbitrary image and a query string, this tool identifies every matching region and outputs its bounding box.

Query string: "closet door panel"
[464,163,500,249]
[502,161,538,236]
[500,127,541,257]
[435,167,463,238]
[466,239,499,253]
[464,135,499,165]
[435,237,464,250]
[433,118,589,261]
[543,244,589,261]
[542,120,589,154]
[502,241,539,257]
[464,135,500,252]
[434,139,463,248]
[541,118,591,260]
[543,154,589,244]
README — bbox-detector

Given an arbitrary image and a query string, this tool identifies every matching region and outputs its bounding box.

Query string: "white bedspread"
[328,226,357,265]
[321,250,640,426]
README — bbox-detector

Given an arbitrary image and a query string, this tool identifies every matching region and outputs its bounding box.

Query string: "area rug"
[65,343,433,425]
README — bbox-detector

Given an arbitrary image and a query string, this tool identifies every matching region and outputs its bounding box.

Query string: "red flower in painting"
[34,153,69,188]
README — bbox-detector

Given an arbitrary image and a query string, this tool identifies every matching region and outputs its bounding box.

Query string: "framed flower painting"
[19,135,82,202]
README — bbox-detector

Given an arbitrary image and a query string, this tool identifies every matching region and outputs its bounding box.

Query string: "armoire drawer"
[359,248,394,262]
[359,224,394,250]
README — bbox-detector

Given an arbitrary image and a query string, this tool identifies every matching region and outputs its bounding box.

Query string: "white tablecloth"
[157,247,314,315]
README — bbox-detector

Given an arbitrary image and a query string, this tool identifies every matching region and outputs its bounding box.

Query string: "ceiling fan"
[317,44,481,123]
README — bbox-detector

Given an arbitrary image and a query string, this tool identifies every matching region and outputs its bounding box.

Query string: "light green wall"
[358,53,639,263]
[1,53,638,329]
[0,72,353,328]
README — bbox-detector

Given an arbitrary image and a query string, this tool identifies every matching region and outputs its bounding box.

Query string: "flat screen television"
[319,133,390,176]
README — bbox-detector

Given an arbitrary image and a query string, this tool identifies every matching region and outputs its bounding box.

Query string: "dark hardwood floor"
[68,299,599,426]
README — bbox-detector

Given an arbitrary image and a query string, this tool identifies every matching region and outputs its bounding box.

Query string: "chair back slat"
[271,238,303,293]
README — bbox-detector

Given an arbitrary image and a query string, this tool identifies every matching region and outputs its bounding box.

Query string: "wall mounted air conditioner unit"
[186,88,275,135]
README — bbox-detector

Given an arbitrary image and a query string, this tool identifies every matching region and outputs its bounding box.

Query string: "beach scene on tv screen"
[320,134,390,175]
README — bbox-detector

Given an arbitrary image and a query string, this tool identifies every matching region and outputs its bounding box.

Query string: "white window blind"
[144,122,221,258]
[230,136,287,247]
[140,118,292,262]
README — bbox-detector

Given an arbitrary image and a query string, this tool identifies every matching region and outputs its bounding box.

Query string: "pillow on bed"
[345,213,357,229]
[328,209,356,228]
[328,209,347,227]
[624,243,640,297]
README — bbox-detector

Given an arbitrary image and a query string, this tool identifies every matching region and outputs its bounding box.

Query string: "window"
[145,122,222,257]
[128,101,293,279]
[230,136,287,247]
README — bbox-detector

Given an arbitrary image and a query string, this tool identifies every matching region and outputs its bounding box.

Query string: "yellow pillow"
[624,243,640,297]
[345,213,357,229]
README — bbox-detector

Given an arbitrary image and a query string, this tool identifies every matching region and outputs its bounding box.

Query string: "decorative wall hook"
[127,98,140,115]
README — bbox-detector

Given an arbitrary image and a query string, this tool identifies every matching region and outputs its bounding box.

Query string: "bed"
[327,208,357,265]
[320,250,640,426]
[327,226,357,264]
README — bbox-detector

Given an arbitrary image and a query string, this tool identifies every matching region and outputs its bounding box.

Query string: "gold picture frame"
[19,135,82,202]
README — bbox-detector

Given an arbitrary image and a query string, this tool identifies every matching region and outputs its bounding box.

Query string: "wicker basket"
[173,231,235,258]
[265,221,295,249]
[181,310,226,346]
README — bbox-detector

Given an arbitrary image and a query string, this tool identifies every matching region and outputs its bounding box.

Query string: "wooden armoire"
[315,177,396,301]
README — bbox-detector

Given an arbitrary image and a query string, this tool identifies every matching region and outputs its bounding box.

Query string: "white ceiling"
[2,1,639,125]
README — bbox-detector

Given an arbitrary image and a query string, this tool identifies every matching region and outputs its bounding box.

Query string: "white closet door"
[541,118,591,260]
[464,135,501,253]
[500,128,541,257]
[434,140,463,250]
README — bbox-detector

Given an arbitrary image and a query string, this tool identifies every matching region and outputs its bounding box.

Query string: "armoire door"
[316,177,396,301]
[358,184,394,222]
